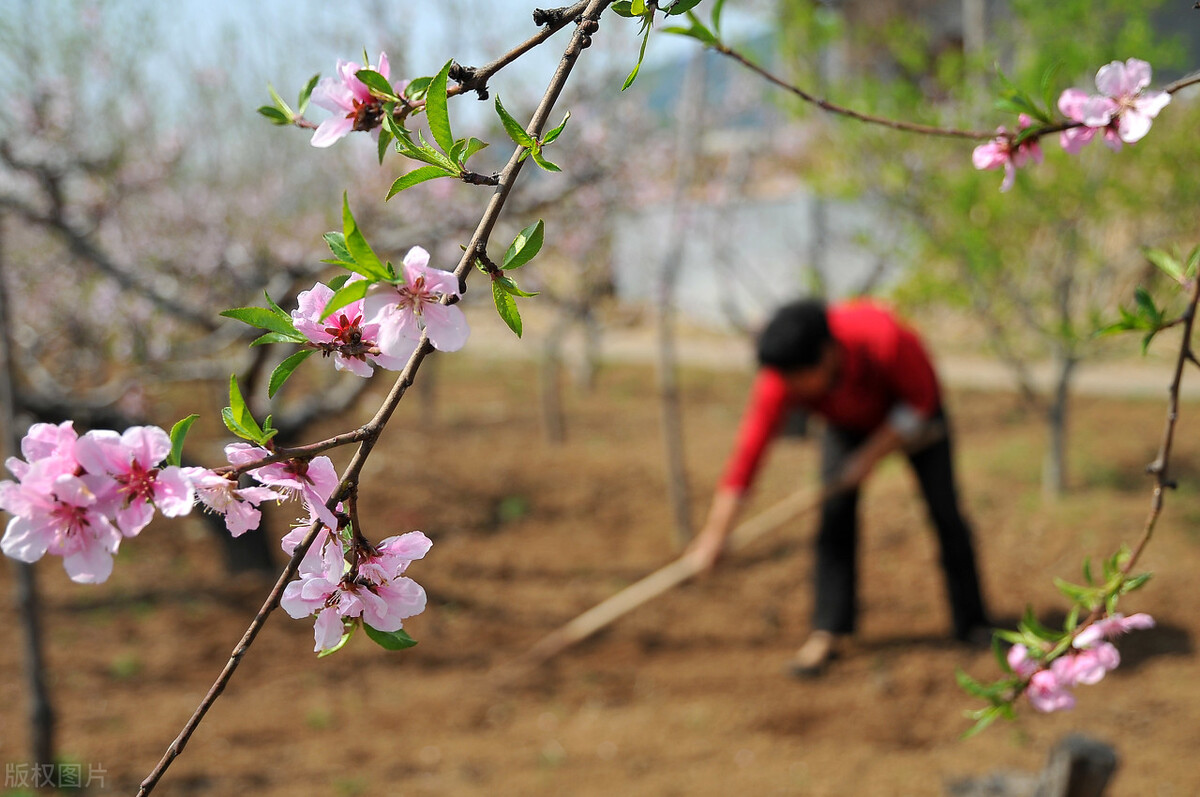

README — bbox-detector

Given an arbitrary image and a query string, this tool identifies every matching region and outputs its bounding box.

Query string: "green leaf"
[267,83,294,117]
[220,306,300,338]
[1083,557,1094,585]
[503,220,545,270]
[1120,572,1153,593]
[459,136,489,164]
[1039,62,1063,116]
[955,668,988,698]
[631,0,646,14]
[495,95,535,148]
[612,1,635,17]
[377,126,393,164]
[324,232,353,264]
[363,624,418,650]
[1186,246,1200,279]
[425,60,455,154]
[991,633,1009,674]
[251,331,304,347]
[498,275,539,297]
[493,278,523,337]
[662,23,717,45]
[667,0,704,14]
[387,165,454,199]
[1065,605,1080,633]
[297,73,320,114]
[1134,286,1161,322]
[530,147,562,172]
[542,112,571,146]
[341,194,389,281]
[712,0,727,33]
[166,414,199,468]
[317,623,355,658]
[355,68,395,100]
[268,349,316,399]
[1144,247,1183,281]
[222,374,265,443]
[994,629,1026,646]
[257,105,291,125]
[403,75,432,101]
[321,279,370,321]
[960,705,1003,739]
[622,24,653,91]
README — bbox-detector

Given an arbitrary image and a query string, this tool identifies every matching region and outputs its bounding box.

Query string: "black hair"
[755,298,832,371]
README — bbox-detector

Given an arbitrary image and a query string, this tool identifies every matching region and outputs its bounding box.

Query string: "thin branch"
[135,4,612,792]
[712,44,1199,146]
[1124,278,1200,574]
[712,43,995,141]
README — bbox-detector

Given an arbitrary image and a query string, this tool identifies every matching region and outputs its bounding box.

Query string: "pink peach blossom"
[364,246,468,353]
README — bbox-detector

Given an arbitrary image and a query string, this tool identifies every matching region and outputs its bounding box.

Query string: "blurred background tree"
[775,0,1200,497]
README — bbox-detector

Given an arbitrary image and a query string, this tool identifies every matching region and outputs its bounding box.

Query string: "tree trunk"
[654,53,708,548]
[0,223,57,772]
[540,314,569,445]
[1043,350,1077,500]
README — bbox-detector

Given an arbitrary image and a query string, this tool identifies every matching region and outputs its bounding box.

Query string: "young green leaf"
[493,279,523,337]
[341,194,389,281]
[542,112,571,146]
[363,624,418,650]
[425,60,456,154]
[317,623,356,658]
[667,0,704,14]
[251,331,303,347]
[960,705,1003,739]
[297,73,320,114]
[530,147,562,172]
[222,374,265,443]
[712,0,727,34]
[267,83,294,117]
[622,23,653,91]
[662,22,717,45]
[355,68,396,100]
[459,136,489,165]
[324,231,353,264]
[611,1,635,17]
[377,125,393,164]
[495,95,535,148]
[268,349,316,399]
[498,276,539,298]
[257,105,291,125]
[403,75,432,101]
[631,0,647,14]
[220,307,302,338]
[321,279,370,321]
[166,414,199,468]
[387,165,455,199]
[1144,247,1183,281]
[503,220,545,270]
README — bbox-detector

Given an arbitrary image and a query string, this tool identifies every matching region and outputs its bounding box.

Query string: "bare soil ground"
[3,355,1200,796]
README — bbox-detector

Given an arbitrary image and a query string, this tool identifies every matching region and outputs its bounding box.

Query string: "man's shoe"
[787,630,837,678]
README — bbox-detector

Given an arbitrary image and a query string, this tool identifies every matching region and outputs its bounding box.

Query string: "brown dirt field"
[3,355,1200,796]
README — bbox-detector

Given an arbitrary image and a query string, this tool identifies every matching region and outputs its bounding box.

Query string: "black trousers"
[812,413,988,639]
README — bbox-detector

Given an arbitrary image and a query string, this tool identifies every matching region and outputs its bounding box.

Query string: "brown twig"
[1123,277,1200,574]
[712,44,1199,146]
[135,3,612,793]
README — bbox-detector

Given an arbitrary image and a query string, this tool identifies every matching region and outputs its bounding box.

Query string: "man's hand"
[686,488,744,573]
[685,526,727,573]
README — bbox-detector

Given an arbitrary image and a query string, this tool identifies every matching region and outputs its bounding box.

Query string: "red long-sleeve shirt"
[719,301,941,491]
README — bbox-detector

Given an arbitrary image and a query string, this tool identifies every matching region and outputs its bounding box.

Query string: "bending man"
[688,298,989,674]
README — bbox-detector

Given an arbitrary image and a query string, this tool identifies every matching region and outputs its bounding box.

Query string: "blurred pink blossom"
[1074,612,1155,649]
[972,114,1042,192]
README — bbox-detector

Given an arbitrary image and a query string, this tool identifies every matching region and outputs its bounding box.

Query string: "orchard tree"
[775,0,1198,496]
